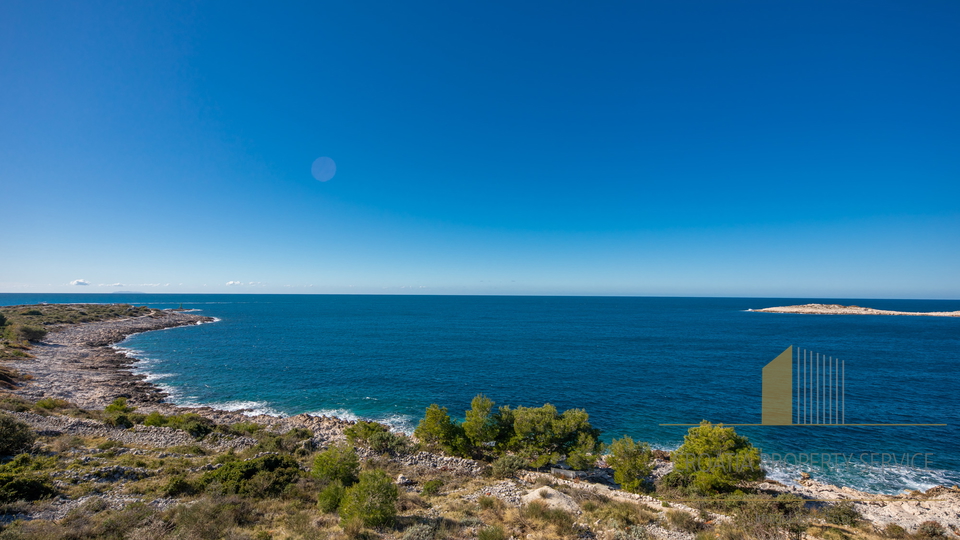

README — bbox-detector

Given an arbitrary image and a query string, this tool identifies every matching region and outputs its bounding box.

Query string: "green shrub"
[312,443,360,486]
[420,479,443,497]
[667,509,702,532]
[0,413,36,456]
[338,469,400,527]
[883,523,907,538]
[0,394,31,413]
[162,474,196,497]
[345,420,390,446]
[491,454,527,479]
[521,500,577,537]
[478,525,506,540]
[34,397,72,410]
[368,429,414,455]
[165,413,214,439]
[671,421,764,494]
[105,397,136,414]
[0,472,57,503]
[167,495,256,538]
[915,521,947,539]
[591,500,657,528]
[198,454,301,497]
[606,436,653,493]
[142,411,214,439]
[403,522,439,540]
[823,501,861,526]
[318,480,347,513]
[15,325,47,342]
[143,411,167,426]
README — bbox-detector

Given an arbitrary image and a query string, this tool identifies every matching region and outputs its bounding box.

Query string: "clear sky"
[2,1,958,298]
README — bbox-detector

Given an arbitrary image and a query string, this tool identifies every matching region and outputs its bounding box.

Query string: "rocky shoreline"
[750,303,960,317]
[6,311,960,532]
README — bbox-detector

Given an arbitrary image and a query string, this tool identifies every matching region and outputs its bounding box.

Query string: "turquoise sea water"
[2,293,958,494]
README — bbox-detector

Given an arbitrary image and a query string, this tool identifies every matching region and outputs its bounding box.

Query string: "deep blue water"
[2,293,958,493]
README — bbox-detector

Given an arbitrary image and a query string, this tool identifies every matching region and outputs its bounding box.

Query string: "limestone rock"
[521,487,579,514]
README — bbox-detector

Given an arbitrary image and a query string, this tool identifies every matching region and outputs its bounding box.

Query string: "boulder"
[521,487,579,514]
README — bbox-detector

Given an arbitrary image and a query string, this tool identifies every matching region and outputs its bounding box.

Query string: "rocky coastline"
[4,309,959,535]
[750,304,960,317]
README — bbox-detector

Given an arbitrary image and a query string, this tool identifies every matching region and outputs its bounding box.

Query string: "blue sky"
[1,1,958,297]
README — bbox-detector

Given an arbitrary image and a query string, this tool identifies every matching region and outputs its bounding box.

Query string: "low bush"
[344,420,411,454]
[312,443,360,486]
[667,509,702,532]
[0,471,57,503]
[491,454,527,479]
[0,394,31,412]
[520,500,577,537]
[338,469,400,527]
[15,325,47,342]
[478,525,506,540]
[166,495,257,538]
[421,478,442,497]
[591,500,657,528]
[318,479,347,513]
[252,427,312,454]
[162,474,195,497]
[143,411,214,439]
[915,521,947,539]
[823,501,861,526]
[34,397,72,410]
[0,412,36,456]
[883,523,907,538]
[198,454,301,497]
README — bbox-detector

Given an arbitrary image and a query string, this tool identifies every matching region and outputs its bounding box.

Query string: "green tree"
[606,436,653,493]
[463,394,499,449]
[339,470,399,527]
[312,443,360,487]
[414,404,469,457]
[507,404,600,468]
[566,431,602,470]
[672,421,764,493]
[317,480,346,513]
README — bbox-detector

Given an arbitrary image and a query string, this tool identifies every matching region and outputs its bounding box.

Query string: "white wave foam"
[142,372,174,382]
[306,409,416,434]
[203,400,285,417]
[763,458,960,495]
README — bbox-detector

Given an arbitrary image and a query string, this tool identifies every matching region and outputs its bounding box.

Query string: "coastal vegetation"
[413,395,601,469]
[0,394,952,540]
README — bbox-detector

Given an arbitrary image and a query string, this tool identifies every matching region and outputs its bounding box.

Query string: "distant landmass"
[111,291,146,294]
[751,303,960,317]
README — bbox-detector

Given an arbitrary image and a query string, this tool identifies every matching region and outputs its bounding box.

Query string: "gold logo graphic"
[663,346,946,427]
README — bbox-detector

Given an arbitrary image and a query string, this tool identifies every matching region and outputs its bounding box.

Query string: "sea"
[2,293,958,494]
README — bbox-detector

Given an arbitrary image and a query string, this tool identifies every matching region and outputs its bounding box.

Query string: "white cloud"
[70,279,90,286]
[226,281,243,286]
